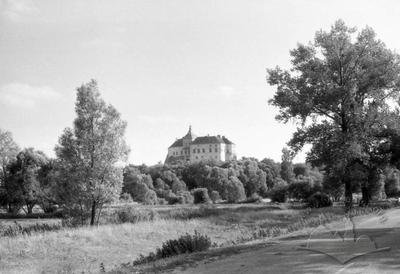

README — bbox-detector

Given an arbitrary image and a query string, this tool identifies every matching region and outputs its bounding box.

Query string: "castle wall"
[189,143,225,162]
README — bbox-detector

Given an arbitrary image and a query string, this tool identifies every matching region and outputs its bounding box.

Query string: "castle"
[165,126,237,164]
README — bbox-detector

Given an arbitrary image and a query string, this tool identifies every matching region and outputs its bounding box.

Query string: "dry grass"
[0,204,346,274]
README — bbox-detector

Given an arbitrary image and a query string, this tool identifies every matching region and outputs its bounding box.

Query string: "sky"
[1,0,400,165]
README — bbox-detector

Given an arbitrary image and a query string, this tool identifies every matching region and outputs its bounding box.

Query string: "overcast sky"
[1,0,400,165]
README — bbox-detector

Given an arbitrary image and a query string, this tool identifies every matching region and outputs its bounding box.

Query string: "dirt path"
[173,208,400,274]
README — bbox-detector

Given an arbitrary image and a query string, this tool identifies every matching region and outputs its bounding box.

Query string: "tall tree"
[267,20,400,209]
[280,148,294,183]
[55,80,130,225]
[0,129,20,210]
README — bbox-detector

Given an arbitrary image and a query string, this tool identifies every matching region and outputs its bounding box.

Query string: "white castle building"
[165,126,237,164]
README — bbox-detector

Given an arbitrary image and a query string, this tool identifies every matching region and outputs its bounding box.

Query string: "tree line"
[3,20,400,224]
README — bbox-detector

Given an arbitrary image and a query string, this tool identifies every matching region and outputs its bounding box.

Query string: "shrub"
[0,222,62,237]
[157,198,168,205]
[210,190,220,203]
[133,231,212,265]
[120,193,133,203]
[225,176,246,203]
[171,179,187,194]
[114,207,158,224]
[307,192,332,208]
[164,191,180,205]
[242,193,262,204]
[143,189,158,205]
[269,179,288,203]
[176,191,194,204]
[288,178,313,201]
[192,188,211,204]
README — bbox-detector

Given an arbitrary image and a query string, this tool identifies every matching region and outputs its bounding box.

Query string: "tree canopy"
[267,20,400,208]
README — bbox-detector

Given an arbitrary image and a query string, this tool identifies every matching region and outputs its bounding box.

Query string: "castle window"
[202,148,205,153]
[209,148,212,152]
[193,149,195,153]
[215,148,218,152]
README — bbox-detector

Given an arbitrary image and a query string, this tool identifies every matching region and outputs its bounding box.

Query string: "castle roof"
[222,136,234,144]
[183,125,196,140]
[191,136,223,145]
[169,138,183,148]
[168,127,234,148]
[191,135,234,145]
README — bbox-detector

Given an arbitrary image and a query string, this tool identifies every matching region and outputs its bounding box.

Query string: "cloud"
[0,0,38,22]
[0,83,61,108]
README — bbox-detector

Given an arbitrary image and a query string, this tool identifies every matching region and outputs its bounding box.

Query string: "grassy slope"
[0,204,345,274]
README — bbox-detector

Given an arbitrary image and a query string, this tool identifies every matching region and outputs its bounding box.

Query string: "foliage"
[133,231,212,265]
[322,172,344,201]
[171,178,187,194]
[307,192,332,208]
[210,190,220,203]
[258,158,281,189]
[119,192,134,203]
[288,175,322,201]
[55,80,130,225]
[113,207,159,224]
[0,221,62,237]
[280,148,294,183]
[384,168,400,197]
[192,188,211,204]
[0,129,20,210]
[268,20,400,209]
[5,148,49,214]
[176,190,194,204]
[224,176,246,203]
[269,179,288,203]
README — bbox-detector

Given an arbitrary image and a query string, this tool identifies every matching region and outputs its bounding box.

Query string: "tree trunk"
[90,201,96,226]
[344,178,353,211]
[27,204,33,214]
[360,186,369,207]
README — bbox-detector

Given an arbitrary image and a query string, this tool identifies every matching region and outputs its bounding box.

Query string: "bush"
[269,179,288,203]
[164,191,180,205]
[157,198,168,205]
[210,190,220,204]
[288,179,313,201]
[171,179,187,194]
[176,191,194,204]
[143,189,158,205]
[0,222,62,237]
[242,193,263,204]
[133,231,212,265]
[114,207,159,224]
[307,192,332,208]
[192,188,211,204]
[120,193,133,203]
[225,176,246,203]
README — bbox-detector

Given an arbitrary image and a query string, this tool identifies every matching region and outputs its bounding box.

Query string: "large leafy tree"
[55,80,130,225]
[6,148,48,214]
[267,20,400,209]
[0,129,20,210]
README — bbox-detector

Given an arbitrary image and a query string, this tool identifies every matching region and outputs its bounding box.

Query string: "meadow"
[0,203,348,274]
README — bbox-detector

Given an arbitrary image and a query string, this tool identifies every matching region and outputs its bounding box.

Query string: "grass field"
[0,204,346,274]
